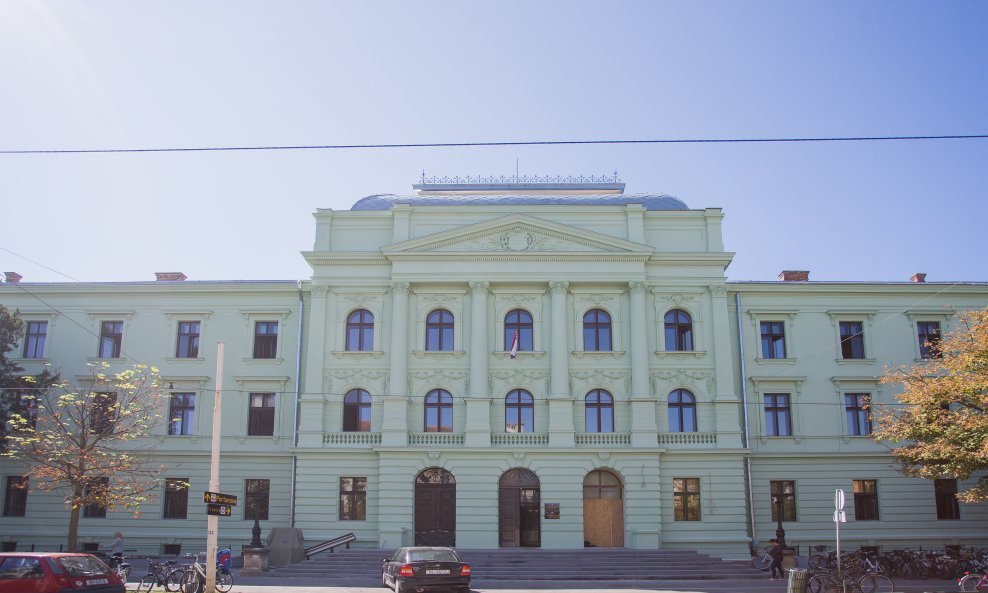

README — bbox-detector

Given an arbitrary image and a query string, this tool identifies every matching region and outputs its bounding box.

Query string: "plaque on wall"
[544,503,560,519]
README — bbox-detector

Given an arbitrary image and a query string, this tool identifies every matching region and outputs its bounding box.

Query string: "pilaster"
[465,281,491,446]
[383,281,410,446]
[629,281,658,446]
[297,285,328,447]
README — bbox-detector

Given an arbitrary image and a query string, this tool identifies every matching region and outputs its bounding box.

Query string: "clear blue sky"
[1,1,985,283]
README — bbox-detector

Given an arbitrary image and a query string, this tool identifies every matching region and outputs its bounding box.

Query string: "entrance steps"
[263,547,766,582]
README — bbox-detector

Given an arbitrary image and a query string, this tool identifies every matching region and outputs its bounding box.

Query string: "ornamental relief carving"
[489,370,549,394]
[419,294,460,304]
[431,227,609,253]
[570,369,629,394]
[577,294,616,306]
[707,285,728,297]
[327,369,388,395]
[501,294,539,307]
[652,369,715,394]
[340,294,380,308]
[409,370,469,393]
[411,350,466,360]
[656,294,698,308]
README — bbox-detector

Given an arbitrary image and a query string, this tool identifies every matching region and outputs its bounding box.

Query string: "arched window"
[583,309,612,351]
[664,309,694,351]
[343,389,372,432]
[424,389,453,433]
[345,309,374,352]
[504,309,534,353]
[583,469,622,499]
[425,309,454,351]
[505,389,534,433]
[585,389,614,433]
[668,389,697,433]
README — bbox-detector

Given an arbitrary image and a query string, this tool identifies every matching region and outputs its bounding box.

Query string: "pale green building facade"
[1,178,985,559]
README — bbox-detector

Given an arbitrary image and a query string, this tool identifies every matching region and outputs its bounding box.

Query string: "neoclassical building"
[1,176,986,558]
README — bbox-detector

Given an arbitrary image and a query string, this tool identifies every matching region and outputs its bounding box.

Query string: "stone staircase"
[262,547,766,583]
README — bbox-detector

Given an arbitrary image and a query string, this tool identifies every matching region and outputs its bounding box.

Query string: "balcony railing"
[657,432,718,446]
[323,432,382,446]
[408,433,465,446]
[491,433,549,447]
[575,433,631,446]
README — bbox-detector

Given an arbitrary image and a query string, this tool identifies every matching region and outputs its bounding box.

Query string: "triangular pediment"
[382,214,653,256]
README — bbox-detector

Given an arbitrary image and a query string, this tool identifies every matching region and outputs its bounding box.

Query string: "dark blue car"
[381,546,471,593]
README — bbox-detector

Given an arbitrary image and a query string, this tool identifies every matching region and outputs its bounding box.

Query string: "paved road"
[128,576,961,593]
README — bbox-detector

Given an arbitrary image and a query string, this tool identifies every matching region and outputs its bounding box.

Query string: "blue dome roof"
[350,193,689,211]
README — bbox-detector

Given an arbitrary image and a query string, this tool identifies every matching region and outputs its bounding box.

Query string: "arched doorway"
[583,469,624,547]
[499,468,541,547]
[414,468,456,546]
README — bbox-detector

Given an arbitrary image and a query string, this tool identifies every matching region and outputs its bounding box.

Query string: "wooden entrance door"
[583,469,624,547]
[499,469,541,547]
[414,468,456,546]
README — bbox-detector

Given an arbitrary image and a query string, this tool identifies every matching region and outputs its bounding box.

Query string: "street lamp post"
[772,494,787,546]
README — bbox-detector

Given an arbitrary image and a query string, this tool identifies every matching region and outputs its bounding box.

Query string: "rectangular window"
[176,321,201,358]
[244,479,270,521]
[760,321,786,359]
[168,393,196,436]
[673,478,700,521]
[162,544,182,556]
[23,321,47,358]
[339,477,367,520]
[764,393,792,437]
[248,393,275,436]
[83,477,109,518]
[853,479,879,520]
[98,321,123,358]
[163,478,189,519]
[839,321,865,359]
[844,393,872,436]
[917,321,942,360]
[0,542,15,552]
[934,479,960,520]
[770,480,796,521]
[92,392,117,435]
[253,321,278,359]
[2,476,27,517]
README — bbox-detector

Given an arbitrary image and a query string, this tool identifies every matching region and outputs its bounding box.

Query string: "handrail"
[304,533,356,559]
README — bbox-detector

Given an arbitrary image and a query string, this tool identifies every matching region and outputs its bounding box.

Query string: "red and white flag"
[509,330,519,359]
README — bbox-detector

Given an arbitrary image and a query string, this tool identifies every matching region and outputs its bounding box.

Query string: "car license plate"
[87,578,109,585]
[425,569,450,574]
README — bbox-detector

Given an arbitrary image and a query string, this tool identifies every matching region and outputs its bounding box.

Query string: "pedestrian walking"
[768,538,785,580]
[110,532,124,560]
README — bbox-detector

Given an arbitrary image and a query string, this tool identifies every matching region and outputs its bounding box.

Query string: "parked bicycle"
[807,568,894,593]
[959,572,988,592]
[137,557,184,592]
[179,552,233,593]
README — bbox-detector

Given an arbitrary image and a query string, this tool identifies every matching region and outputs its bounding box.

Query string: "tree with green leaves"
[876,307,988,502]
[2,362,168,551]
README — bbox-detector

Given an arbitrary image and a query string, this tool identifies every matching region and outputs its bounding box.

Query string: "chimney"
[910,272,927,283]
[155,272,187,282]
[778,270,809,282]
[4,272,23,283]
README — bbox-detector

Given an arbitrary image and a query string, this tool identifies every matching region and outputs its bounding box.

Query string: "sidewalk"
[161,575,959,593]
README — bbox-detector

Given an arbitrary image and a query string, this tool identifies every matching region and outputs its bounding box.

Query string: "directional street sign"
[833,510,846,523]
[204,491,238,506]
[834,489,845,512]
[206,503,233,517]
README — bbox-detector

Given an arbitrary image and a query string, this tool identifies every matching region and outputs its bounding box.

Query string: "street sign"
[206,503,233,517]
[834,489,845,511]
[204,491,238,506]
[833,510,846,523]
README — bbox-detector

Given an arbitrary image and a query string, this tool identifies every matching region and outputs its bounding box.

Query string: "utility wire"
[2,134,986,155]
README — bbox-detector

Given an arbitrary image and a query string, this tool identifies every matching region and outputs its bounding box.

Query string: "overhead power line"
[1,134,986,155]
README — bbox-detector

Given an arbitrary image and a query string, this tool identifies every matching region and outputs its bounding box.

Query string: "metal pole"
[205,342,224,593]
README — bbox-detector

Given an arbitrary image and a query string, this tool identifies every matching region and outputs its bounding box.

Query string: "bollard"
[787,567,808,593]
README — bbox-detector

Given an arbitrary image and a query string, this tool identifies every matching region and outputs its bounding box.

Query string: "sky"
[1,1,986,284]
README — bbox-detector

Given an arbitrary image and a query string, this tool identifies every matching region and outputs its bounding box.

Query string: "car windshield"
[0,557,44,579]
[408,550,458,563]
[56,555,108,577]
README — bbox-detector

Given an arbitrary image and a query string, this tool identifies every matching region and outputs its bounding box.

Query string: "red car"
[0,552,125,593]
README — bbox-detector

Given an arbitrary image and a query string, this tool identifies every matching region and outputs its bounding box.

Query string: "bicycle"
[179,553,233,593]
[104,553,133,583]
[752,546,772,571]
[807,568,894,593]
[959,572,988,592]
[137,558,184,592]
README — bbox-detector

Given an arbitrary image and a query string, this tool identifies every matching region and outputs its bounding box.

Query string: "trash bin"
[787,567,808,593]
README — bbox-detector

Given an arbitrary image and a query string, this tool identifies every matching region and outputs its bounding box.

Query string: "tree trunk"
[67,484,83,552]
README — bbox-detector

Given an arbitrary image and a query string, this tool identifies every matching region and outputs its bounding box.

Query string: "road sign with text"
[203,491,238,506]
[206,503,233,517]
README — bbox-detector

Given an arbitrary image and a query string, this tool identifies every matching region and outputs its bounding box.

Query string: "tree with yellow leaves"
[2,362,167,551]
[876,307,988,502]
